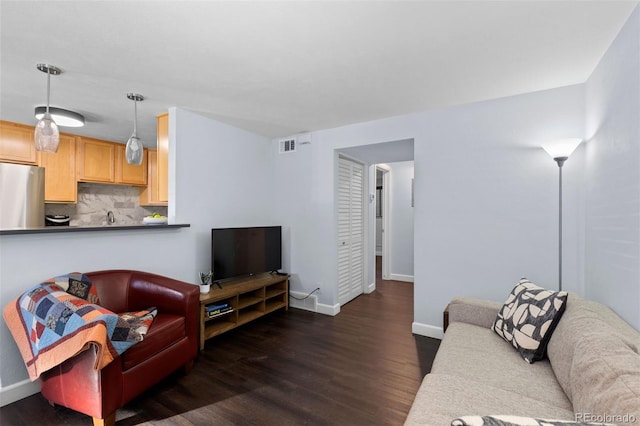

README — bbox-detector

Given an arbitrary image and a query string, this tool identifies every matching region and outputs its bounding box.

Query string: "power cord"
[289,287,320,301]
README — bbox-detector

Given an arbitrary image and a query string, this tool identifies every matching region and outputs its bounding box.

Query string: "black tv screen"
[211,226,282,281]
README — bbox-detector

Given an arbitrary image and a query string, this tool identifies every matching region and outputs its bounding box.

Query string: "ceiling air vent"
[279,138,296,154]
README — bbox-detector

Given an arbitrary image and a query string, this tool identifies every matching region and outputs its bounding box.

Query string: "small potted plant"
[199,271,213,294]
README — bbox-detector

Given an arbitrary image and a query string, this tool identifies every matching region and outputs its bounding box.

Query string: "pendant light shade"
[125,93,144,165]
[34,64,61,152]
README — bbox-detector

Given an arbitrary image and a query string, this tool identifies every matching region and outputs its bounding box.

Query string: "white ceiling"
[1,1,637,147]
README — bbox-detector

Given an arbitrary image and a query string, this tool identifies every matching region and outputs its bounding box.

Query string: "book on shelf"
[206,302,230,312]
[207,307,233,318]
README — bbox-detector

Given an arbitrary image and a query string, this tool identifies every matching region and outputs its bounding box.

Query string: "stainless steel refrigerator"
[0,163,45,228]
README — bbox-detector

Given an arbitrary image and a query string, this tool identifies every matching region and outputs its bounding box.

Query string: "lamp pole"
[553,156,567,292]
[542,138,582,292]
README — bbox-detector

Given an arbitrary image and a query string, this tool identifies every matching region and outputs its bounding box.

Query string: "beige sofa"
[405,294,640,425]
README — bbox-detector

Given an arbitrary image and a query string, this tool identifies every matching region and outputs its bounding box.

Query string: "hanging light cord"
[133,98,138,136]
[45,70,51,116]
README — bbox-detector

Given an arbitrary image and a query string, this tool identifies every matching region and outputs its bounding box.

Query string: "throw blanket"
[3,273,156,381]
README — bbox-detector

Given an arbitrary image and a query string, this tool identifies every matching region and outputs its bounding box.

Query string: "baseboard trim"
[0,378,40,407]
[290,301,340,316]
[317,302,340,316]
[390,274,414,283]
[412,322,444,340]
[365,281,376,294]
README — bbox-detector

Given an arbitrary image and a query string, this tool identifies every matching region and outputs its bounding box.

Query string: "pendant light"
[34,64,61,152]
[125,93,144,165]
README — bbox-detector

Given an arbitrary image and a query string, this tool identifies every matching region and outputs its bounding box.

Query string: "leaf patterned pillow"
[492,278,568,363]
[452,415,614,425]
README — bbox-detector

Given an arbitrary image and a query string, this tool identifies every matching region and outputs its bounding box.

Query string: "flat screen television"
[211,226,282,282]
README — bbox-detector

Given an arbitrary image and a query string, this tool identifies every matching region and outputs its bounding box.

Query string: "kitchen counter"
[0,223,190,235]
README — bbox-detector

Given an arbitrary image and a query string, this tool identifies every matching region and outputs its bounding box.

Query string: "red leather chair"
[39,270,199,426]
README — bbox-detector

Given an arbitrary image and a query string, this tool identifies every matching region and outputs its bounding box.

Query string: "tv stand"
[199,273,289,350]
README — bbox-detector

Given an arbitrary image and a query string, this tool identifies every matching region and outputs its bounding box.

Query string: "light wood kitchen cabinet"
[139,149,167,206]
[0,120,37,164]
[115,144,147,186]
[37,134,77,203]
[76,137,116,183]
[77,137,148,186]
[157,113,168,202]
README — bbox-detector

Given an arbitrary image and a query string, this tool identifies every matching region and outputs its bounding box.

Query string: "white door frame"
[376,164,391,280]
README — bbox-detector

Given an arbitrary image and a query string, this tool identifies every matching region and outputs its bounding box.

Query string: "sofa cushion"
[569,331,640,424]
[451,415,614,425]
[121,313,184,370]
[492,279,567,363]
[433,322,572,411]
[547,293,640,401]
[403,373,575,426]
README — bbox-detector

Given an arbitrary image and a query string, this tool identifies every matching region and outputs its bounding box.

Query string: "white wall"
[270,138,319,303]
[272,84,585,334]
[415,86,585,336]
[584,6,640,329]
[0,108,274,402]
[170,108,275,272]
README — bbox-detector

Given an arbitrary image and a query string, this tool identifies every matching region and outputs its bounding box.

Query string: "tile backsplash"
[45,183,167,226]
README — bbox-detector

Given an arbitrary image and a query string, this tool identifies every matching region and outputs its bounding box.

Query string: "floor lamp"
[541,138,582,292]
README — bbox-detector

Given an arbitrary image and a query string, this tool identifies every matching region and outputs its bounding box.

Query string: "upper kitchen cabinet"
[157,113,168,202]
[0,120,37,165]
[76,137,115,183]
[115,144,147,186]
[139,149,167,206]
[77,136,148,186]
[37,134,77,203]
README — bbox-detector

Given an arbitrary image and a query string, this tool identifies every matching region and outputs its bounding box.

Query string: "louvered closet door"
[337,157,365,306]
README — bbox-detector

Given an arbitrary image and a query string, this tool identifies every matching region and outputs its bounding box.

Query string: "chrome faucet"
[107,211,115,225]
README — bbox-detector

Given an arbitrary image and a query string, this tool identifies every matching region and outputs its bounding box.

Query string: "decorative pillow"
[452,415,614,426]
[492,278,567,363]
[57,272,101,305]
[112,308,157,343]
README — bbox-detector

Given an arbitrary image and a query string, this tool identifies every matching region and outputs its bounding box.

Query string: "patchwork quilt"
[3,273,156,381]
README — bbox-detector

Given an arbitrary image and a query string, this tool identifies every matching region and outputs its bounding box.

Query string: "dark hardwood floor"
[0,258,440,425]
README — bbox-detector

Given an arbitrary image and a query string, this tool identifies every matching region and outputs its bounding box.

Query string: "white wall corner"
[365,281,376,293]
[316,303,341,316]
[0,378,40,407]
[412,321,444,340]
[390,274,414,283]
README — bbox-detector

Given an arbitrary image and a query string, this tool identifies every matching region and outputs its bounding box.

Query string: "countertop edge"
[0,224,191,235]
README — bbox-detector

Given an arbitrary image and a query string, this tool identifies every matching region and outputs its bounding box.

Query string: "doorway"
[336,138,415,305]
[376,165,391,280]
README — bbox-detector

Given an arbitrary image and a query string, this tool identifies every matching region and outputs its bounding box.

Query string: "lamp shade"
[125,134,143,165]
[541,138,582,160]
[34,115,60,152]
[35,106,84,127]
